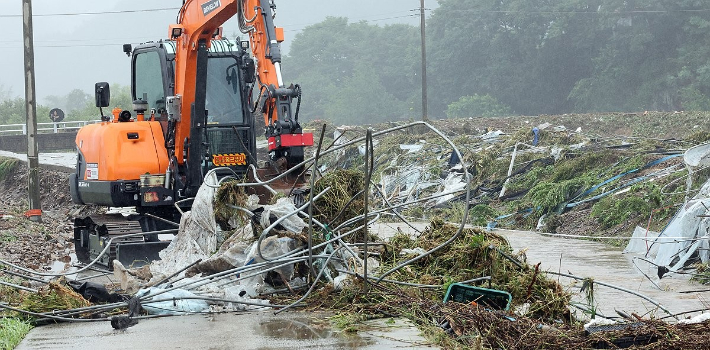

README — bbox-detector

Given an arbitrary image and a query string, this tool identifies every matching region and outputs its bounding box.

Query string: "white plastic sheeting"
[151,172,220,278]
[137,287,209,315]
[623,226,661,257]
[636,179,710,274]
[683,143,710,168]
[259,197,307,234]
[433,173,467,205]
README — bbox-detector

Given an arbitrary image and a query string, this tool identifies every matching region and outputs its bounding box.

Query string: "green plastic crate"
[443,283,512,311]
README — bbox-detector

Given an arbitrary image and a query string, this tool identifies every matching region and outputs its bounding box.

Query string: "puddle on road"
[253,315,433,349]
[257,317,374,348]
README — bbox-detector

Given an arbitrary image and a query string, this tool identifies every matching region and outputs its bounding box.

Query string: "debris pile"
[2,117,710,349]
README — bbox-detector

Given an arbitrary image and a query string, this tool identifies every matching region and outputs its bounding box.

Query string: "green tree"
[286,17,419,123]
[0,97,50,125]
[323,63,408,124]
[70,84,133,121]
[446,94,512,118]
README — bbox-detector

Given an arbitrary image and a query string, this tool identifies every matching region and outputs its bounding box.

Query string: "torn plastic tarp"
[151,172,220,278]
[400,143,425,154]
[479,130,504,142]
[258,197,307,234]
[684,143,710,168]
[235,236,304,297]
[648,179,710,274]
[433,173,467,205]
[137,287,209,315]
[623,226,661,257]
[185,223,255,277]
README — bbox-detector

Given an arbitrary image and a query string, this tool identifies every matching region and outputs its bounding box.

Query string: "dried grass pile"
[384,219,570,321]
[19,278,90,315]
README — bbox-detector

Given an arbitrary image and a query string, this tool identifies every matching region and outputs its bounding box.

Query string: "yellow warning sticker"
[212,153,247,166]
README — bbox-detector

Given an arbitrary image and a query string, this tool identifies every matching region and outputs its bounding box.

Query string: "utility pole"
[23,0,42,222]
[420,0,428,122]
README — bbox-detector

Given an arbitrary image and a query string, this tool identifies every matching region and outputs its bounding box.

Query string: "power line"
[447,9,710,15]
[0,7,180,18]
[0,37,155,44]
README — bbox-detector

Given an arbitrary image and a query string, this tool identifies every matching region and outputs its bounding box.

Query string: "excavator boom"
[171,0,312,172]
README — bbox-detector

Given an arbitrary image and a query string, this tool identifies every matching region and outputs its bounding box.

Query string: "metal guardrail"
[0,121,101,136]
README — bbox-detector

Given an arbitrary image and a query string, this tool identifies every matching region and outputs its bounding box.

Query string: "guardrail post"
[53,123,58,133]
[22,124,27,135]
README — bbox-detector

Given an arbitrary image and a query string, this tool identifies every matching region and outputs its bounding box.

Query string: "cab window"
[134,51,166,112]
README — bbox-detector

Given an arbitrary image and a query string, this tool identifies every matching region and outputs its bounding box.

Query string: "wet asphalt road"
[16,312,434,350]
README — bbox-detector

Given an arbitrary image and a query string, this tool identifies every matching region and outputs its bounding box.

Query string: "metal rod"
[308,124,326,279]
[144,213,180,228]
[0,280,37,293]
[153,258,203,287]
[1,268,47,283]
[363,129,372,288]
[545,271,677,320]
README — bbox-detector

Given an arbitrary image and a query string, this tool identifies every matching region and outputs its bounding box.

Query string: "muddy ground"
[0,163,76,270]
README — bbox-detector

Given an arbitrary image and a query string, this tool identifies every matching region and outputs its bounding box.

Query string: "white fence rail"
[0,121,101,136]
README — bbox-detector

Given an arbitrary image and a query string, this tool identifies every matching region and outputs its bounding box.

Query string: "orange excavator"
[69,0,312,268]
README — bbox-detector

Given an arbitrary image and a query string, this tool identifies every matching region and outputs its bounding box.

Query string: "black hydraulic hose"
[293,84,301,123]
[232,126,259,166]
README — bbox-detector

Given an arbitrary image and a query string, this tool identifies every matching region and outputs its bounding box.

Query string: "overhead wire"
[0,7,181,18]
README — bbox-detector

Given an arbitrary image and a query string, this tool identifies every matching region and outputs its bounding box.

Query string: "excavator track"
[73,214,170,270]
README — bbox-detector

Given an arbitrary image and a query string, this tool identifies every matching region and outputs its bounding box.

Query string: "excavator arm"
[170,0,312,180]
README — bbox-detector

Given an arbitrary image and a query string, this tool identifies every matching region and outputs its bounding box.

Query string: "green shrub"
[469,204,499,227]
[527,177,591,214]
[591,195,650,228]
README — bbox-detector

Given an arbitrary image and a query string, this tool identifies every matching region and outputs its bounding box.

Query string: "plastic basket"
[443,283,512,311]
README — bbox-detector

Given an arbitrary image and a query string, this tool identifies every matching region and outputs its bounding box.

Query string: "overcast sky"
[1,0,437,105]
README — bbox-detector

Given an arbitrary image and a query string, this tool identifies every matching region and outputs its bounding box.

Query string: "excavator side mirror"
[95,82,111,108]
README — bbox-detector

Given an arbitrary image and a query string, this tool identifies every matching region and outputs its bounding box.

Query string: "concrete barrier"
[0,132,77,153]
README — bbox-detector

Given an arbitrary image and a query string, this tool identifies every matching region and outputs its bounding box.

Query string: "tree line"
[3,0,710,126]
[0,84,132,125]
[284,0,710,124]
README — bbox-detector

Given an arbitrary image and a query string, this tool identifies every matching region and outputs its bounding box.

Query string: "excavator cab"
[131,39,257,178]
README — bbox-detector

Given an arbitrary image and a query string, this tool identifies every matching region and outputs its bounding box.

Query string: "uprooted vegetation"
[2,112,710,349]
[305,114,703,240]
